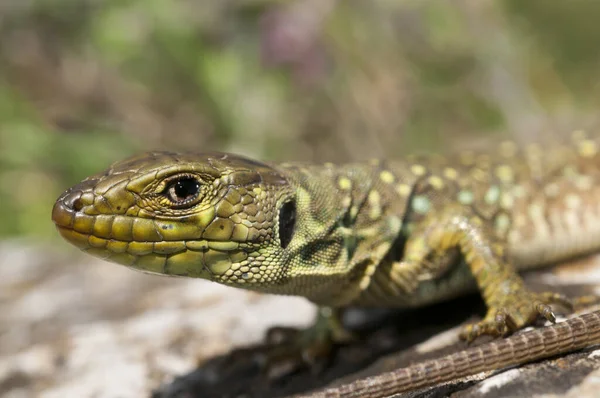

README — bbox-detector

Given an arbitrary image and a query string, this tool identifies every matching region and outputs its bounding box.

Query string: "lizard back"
[275,133,600,307]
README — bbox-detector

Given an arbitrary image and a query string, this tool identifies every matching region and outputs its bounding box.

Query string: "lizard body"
[51,131,600,393]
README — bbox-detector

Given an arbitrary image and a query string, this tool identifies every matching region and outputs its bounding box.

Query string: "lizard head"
[52,151,300,289]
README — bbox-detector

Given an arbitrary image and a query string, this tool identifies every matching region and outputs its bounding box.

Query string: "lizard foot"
[460,290,574,342]
[217,308,355,382]
[193,323,351,391]
[257,325,339,380]
[261,307,356,380]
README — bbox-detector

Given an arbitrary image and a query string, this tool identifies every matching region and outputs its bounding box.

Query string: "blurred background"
[2,1,600,396]
[2,0,600,239]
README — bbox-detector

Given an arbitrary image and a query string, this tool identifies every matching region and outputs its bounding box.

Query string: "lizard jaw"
[53,224,250,279]
[51,186,249,279]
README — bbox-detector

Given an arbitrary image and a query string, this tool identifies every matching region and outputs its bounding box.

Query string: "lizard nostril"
[72,198,84,211]
[63,191,84,212]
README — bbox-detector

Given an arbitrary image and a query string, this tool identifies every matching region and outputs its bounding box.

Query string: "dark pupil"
[173,178,199,201]
[278,200,296,249]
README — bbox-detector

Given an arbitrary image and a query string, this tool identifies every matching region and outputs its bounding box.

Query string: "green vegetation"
[1,0,599,238]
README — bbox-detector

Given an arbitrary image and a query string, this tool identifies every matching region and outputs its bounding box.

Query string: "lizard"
[51,130,600,394]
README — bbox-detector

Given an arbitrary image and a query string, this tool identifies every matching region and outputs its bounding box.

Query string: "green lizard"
[52,131,600,393]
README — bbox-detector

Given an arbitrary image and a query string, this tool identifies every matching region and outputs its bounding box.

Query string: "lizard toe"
[461,290,576,342]
[460,309,510,342]
[261,328,336,380]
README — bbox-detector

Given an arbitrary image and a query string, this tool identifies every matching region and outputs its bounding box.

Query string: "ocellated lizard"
[52,131,600,395]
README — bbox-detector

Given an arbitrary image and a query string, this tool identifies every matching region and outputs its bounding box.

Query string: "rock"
[1,241,599,398]
[0,241,314,397]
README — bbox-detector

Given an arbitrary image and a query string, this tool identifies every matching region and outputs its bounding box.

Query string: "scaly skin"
[295,309,600,398]
[52,132,600,361]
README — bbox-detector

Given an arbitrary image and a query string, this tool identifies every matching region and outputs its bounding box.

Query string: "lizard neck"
[263,161,412,305]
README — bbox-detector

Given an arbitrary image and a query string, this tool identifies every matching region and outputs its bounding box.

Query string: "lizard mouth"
[52,196,249,277]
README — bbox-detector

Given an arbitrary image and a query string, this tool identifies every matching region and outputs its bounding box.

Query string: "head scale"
[52,151,298,288]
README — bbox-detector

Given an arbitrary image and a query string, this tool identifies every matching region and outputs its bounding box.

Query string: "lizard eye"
[278,200,296,249]
[164,176,201,208]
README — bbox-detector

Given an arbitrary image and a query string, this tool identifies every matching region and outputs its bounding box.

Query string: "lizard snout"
[52,179,98,229]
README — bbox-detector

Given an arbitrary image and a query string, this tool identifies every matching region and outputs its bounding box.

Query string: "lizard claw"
[220,308,356,381]
[257,325,340,380]
[252,309,357,380]
[198,325,337,385]
[460,290,574,343]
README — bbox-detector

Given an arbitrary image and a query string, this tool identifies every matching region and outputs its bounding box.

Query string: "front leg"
[393,204,573,342]
[253,306,354,379]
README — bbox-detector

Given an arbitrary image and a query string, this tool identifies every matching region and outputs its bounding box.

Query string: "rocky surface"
[1,240,600,398]
[0,241,314,398]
